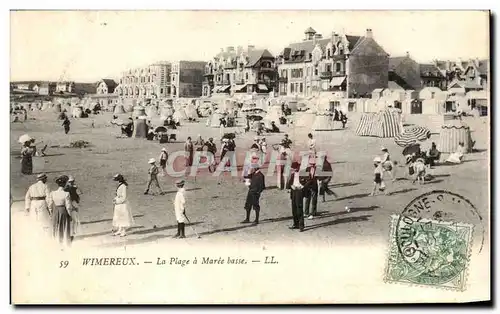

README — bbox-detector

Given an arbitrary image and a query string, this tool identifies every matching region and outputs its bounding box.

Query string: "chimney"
[247,45,255,52]
[237,46,243,54]
[366,28,373,38]
[226,46,235,53]
[406,51,410,58]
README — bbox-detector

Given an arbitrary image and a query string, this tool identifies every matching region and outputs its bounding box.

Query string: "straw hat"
[37,173,47,180]
[373,156,382,163]
[148,158,156,164]
[161,148,167,152]
[175,179,185,187]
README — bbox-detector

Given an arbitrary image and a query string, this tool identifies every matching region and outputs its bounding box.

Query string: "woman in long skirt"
[20,141,34,175]
[47,176,72,246]
[65,176,82,241]
[112,174,134,236]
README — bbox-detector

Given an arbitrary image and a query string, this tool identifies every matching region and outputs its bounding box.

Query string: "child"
[412,158,426,185]
[371,157,388,196]
[173,179,187,239]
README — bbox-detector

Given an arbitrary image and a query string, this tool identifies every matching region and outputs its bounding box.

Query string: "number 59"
[59,261,69,268]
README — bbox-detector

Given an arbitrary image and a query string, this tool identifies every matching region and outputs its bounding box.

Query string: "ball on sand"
[345,206,350,213]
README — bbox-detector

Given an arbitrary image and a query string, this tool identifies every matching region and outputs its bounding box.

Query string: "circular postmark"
[392,190,485,287]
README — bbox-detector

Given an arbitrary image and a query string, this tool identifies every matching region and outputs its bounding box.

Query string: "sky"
[10,10,489,82]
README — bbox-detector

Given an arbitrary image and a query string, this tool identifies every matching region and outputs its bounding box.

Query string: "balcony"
[259,66,275,72]
[222,80,230,85]
[278,77,288,82]
[331,71,346,77]
[320,71,333,79]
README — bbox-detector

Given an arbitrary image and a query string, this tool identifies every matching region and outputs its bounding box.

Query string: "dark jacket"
[316,159,333,181]
[303,166,319,192]
[248,171,265,194]
[285,171,309,192]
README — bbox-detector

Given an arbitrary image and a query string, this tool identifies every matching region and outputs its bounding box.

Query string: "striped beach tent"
[355,113,377,136]
[372,110,402,138]
[438,120,473,153]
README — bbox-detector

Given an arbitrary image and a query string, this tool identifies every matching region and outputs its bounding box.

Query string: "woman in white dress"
[112,174,134,237]
[446,142,466,164]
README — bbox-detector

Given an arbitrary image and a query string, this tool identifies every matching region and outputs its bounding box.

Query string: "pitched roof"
[419,63,445,77]
[304,27,316,34]
[476,59,488,75]
[101,79,118,89]
[283,35,363,63]
[388,81,405,90]
[388,57,408,70]
[246,49,274,67]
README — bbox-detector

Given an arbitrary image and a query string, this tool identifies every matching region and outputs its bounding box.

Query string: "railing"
[331,71,346,77]
[278,77,288,82]
[320,71,333,79]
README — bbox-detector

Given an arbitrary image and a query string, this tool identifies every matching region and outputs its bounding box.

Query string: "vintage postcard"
[9,10,490,304]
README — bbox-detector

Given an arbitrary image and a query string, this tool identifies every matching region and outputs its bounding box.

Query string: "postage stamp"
[385,215,473,291]
[384,190,481,291]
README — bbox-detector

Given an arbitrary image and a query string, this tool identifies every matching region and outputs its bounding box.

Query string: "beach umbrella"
[18,134,32,143]
[402,143,421,157]
[154,126,168,133]
[394,126,431,147]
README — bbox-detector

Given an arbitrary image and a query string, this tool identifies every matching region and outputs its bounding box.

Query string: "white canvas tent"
[113,104,126,114]
[173,108,188,122]
[312,113,336,131]
[206,112,222,128]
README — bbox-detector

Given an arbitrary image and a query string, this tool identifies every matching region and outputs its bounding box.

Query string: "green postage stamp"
[385,214,473,291]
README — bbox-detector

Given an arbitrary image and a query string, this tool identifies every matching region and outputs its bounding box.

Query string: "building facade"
[56,81,75,93]
[389,53,446,91]
[114,62,172,99]
[39,82,56,95]
[96,79,118,94]
[171,61,206,98]
[276,27,388,98]
[202,46,276,97]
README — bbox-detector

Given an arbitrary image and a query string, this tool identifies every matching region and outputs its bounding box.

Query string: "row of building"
[12,26,488,105]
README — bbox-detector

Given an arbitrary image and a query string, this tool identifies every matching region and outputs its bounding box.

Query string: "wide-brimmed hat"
[113,173,124,181]
[381,147,388,151]
[68,176,75,182]
[37,173,47,180]
[161,148,167,152]
[175,179,185,186]
[55,175,69,185]
[374,156,382,163]
[254,137,259,141]
[148,158,156,164]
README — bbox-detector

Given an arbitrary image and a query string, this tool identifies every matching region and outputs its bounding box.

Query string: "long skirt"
[21,156,33,175]
[113,202,134,228]
[70,209,81,236]
[52,205,71,245]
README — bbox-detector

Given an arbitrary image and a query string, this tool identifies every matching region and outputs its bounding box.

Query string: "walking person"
[307,133,316,155]
[144,158,164,195]
[286,162,306,232]
[20,140,35,175]
[204,137,217,172]
[371,157,388,196]
[241,165,265,225]
[159,148,169,176]
[381,147,395,182]
[47,176,72,246]
[276,146,288,190]
[173,179,187,239]
[112,174,134,236]
[317,155,336,202]
[64,176,82,241]
[304,158,319,219]
[24,173,51,233]
[184,137,194,167]
[62,116,71,134]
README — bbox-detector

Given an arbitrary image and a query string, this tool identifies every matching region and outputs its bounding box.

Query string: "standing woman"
[380,147,395,182]
[112,174,134,237]
[47,176,72,246]
[20,140,35,175]
[65,176,82,241]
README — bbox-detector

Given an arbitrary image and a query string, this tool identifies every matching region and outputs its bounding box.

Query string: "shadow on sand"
[80,214,145,225]
[75,225,145,240]
[303,215,372,232]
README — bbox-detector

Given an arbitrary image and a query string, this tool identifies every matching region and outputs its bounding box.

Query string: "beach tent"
[312,113,336,131]
[113,104,126,114]
[263,106,283,124]
[355,109,402,138]
[41,102,51,111]
[133,118,148,138]
[160,105,175,118]
[146,105,159,117]
[53,103,62,113]
[438,120,473,153]
[173,108,188,121]
[206,112,222,128]
[184,103,198,119]
[132,106,147,118]
[71,106,84,118]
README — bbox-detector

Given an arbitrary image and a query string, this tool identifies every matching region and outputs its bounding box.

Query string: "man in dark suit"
[317,156,336,202]
[286,162,307,232]
[242,166,265,225]
[304,159,319,219]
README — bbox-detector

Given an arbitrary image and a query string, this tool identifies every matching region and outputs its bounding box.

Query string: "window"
[299,83,303,93]
[290,83,294,93]
[314,68,318,76]
[307,67,310,76]
[411,100,423,114]
[245,73,249,80]
[327,49,331,58]
[326,65,331,72]
[160,88,164,94]
[348,102,355,112]
[281,69,287,78]
[431,92,435,99]
[336,62,342,72]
